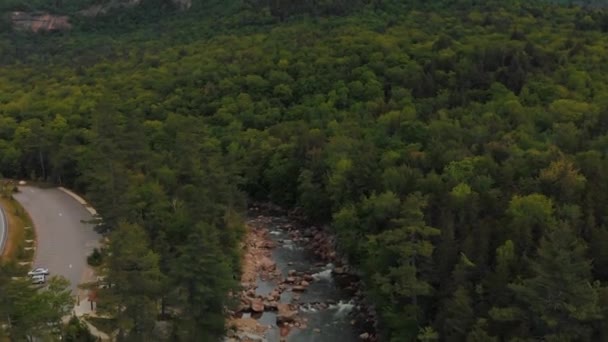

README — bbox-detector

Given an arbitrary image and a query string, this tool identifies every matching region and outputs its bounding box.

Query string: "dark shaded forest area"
[2,0,608,340]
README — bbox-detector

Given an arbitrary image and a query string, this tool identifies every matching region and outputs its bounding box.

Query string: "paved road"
[0,204,6,256]
[14,186,100,293]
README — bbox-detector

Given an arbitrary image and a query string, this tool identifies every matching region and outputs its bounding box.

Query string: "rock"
[259,257,276,271]
[280,325,291,337]
[303,274,314,282]
[227,317,267,337]
[313,328,321,333]
[333,267,346,275]
[10,11,72,33]
[277,303,297,324]
[360,332,370,340]
[292,286,306,292]
[265,301,279,311]
[250,298,265,313]
[236,302,250,313]
[288,269,297,276]
[300,280,310,287]
[285,276,296,284]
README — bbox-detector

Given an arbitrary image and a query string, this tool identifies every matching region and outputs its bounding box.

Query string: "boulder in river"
[277,303,297,324]
[250,298,265,313]
[292,285,306,292]
[259,256,276,271]
[333,267,347,275]
[265,301,279,311]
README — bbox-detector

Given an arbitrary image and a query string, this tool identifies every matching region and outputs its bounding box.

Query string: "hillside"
[2,0,608,340]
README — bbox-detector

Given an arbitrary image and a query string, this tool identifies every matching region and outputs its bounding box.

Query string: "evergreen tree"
[507,223,603,340]
[170,222,237,340]
[366,193,440,340]
[99,222,164,341]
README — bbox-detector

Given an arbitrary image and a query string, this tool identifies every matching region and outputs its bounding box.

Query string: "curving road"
[0,204,6,256]
[13,186,100,293]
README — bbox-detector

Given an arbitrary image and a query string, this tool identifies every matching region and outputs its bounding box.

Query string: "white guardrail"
[0,204,7,256]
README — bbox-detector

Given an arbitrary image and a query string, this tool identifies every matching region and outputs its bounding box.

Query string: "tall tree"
[99,222,164,341]
[170,222,237,340]
[501,223,603,340]
[365,193,440,341]
[0,271,73,341]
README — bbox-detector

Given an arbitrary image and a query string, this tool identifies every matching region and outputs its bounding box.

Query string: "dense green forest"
[3,0,608,340]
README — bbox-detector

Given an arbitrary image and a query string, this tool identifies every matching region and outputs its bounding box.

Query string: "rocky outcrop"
[79,0,191,17]
[10,12,71,32]
[7,0,192,33]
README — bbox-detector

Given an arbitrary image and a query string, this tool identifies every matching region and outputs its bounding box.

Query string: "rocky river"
[225,206,377,342]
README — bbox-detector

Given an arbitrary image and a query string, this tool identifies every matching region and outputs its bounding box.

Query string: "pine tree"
[508,222,603,340]
[170,222,237,340]
[99,222,164,341]
[366,193,440,341]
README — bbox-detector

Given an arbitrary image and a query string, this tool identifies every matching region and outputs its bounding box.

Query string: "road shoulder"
[0,196,35,263]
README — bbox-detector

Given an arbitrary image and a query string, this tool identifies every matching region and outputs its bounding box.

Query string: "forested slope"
[2,0,608,340]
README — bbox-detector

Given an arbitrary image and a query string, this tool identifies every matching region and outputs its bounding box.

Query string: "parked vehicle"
[28,267,49,276]
[31,275,46,284]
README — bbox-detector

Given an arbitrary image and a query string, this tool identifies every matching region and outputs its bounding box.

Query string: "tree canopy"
[2,0,608,340]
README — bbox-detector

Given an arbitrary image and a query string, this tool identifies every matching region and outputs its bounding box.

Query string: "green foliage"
[99,222,165,340]
[0,266,74,341]
[87,247,103,267]
[63,316,96,342]
[493,223,603,340]
[2,0,608,340]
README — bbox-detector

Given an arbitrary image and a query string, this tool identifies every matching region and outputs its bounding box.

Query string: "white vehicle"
[28,267,50,276]
[31,275,46,284]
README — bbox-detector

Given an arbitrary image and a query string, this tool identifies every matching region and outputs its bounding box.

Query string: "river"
[227,208,374,342]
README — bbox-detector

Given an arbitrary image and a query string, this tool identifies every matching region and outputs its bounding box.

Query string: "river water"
[249,214,360,342]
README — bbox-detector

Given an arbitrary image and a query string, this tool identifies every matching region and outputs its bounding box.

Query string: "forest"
[2,0,608,340]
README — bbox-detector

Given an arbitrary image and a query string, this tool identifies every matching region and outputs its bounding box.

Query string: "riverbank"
[226,204,377,342]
